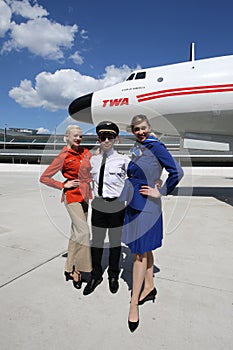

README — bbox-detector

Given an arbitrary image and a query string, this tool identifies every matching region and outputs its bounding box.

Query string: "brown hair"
[130,114,151,131]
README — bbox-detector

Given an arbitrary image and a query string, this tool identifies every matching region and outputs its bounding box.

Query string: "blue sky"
[1,0,233,134]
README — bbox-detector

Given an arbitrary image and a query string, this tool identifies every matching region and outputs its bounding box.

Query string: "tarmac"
[0,164,232,350]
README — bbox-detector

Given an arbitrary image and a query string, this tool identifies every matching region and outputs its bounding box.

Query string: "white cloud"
[37,127,50,134]
[69,51,84,65]
[80,29,88,40]
[9,79,43,108]
[9,0,48,19]
[2,17,78,59]
[9,65,139,111]
[0,1,12,37]
[1,0,78,60]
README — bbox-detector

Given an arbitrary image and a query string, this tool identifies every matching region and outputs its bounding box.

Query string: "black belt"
[100,197,117,202]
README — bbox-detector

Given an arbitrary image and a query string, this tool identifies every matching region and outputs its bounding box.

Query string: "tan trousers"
[64,202,92,273]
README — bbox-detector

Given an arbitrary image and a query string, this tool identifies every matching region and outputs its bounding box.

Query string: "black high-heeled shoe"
[72,271,82,289]
[128,303,139,333]
[64,271,82,289]
[128,319,139,333]
[64,271,73,281]
[138,287,157,305]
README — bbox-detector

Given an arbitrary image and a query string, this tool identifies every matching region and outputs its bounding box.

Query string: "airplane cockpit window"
[126,73,135,81]
[135,72,146,80]
[126,71,146,80]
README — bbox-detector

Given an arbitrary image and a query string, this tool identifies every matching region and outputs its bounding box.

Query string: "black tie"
[98,152,107,196]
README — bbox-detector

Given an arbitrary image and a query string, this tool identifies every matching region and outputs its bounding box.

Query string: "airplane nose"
[68,93,93,124]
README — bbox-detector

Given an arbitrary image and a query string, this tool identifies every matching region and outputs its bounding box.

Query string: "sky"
[1,0,233,134]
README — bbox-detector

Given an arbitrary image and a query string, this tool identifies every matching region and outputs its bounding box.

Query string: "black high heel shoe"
[128,319,139,333]
[64,271,73,281]
[128,304,139,333]
[72,271,82,289]
[64,271,82,289]
[138,287,157,305]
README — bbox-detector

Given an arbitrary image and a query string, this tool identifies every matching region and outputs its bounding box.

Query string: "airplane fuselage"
[69,55,233,139]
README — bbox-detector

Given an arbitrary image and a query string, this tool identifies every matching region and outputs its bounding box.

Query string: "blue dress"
[120,136,183,254]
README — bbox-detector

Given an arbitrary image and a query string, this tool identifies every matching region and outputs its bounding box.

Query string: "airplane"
[68,43,233,152]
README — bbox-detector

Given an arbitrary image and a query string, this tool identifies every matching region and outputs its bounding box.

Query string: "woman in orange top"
[40,125,92,289]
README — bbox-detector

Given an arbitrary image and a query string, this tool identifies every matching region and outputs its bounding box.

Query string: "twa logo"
[102,98,129,107]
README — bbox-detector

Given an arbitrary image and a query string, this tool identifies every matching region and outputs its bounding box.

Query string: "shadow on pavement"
[173,186,233,206]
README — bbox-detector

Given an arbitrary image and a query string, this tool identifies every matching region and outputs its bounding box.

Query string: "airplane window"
[126,73,135,81]
[135,72,146,80]
[157,77,163,82]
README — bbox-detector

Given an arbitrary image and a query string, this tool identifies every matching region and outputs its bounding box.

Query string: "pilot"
[83,121,130,295]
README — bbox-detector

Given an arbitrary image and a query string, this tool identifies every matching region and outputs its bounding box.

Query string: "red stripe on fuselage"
[136,84,233,102]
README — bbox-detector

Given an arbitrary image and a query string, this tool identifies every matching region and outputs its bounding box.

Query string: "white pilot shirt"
[90,148,130,198]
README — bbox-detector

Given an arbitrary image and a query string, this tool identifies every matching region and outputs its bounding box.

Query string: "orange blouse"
[40,146,92,203]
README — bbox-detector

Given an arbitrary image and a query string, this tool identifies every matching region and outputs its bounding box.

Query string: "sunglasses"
[99,134,115,142]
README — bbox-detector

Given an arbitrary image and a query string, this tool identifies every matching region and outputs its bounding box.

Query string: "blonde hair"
[64,124,82,143]
[130,115,151,131]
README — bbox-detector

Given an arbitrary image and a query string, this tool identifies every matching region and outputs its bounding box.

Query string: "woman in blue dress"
[120,115,184,332]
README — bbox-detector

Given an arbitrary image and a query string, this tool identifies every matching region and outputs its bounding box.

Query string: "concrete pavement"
[0,164,232,350]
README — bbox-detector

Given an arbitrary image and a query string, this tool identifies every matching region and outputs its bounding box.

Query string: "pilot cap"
[96,121,119,136]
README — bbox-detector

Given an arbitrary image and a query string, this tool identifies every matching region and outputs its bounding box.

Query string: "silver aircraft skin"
[68,48,233,150]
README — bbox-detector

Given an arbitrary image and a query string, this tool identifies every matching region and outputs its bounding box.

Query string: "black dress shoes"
[83,277,103,295]
[108,277,119,294]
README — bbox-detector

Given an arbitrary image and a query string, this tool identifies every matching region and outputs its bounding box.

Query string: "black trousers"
[91,197,125,279]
